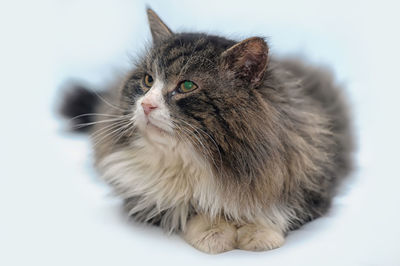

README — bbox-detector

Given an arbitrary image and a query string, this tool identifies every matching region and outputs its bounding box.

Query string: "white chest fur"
[97,136,219,232]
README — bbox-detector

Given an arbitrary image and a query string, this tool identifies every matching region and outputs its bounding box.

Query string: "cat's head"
[121,9,270,160]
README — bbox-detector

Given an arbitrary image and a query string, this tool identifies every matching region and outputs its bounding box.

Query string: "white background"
[1,0,399,265]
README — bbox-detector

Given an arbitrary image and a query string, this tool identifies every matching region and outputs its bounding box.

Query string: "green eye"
[179,80,197,93]
[143,74,154,88]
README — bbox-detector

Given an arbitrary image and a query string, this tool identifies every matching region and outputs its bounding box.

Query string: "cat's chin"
[140,121,174,139]
[140,123,178,147]
[146,121,168,134]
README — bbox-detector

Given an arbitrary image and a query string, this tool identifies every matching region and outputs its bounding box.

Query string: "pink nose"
[141,102,158,115]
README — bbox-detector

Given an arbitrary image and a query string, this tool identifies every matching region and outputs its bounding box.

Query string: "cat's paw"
[237,224,284,251]
[183,215,237,254]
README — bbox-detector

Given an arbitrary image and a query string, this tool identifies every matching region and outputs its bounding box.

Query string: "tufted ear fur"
[220,37,269,86]
[147,8,173,43]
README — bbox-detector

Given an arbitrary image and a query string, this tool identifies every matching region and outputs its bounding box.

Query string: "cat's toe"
[189,227,236,254]
[237,224,284,251]
[183,215,237,254]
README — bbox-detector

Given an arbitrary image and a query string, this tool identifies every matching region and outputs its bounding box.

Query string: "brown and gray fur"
[60,9,353,253]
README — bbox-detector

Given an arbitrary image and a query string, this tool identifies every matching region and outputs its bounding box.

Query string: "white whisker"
[73,116,130,129]
[69,113,123,122]
[176,119,223,172]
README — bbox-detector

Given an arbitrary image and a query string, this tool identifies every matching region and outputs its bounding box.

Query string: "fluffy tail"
[59,83,99,133]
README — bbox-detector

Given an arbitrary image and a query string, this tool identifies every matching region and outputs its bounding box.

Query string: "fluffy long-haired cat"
[60,8,353,254]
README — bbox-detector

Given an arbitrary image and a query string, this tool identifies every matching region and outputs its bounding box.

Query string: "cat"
[60,8,353,254]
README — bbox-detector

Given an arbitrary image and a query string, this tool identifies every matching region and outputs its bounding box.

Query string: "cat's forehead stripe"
[150,34,234,76]
[161,38,209,66]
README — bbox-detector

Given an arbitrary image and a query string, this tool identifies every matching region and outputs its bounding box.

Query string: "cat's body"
[61,9,353,253]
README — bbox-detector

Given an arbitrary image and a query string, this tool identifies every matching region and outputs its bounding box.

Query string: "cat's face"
[123,34,232,142]
[119,10,269,162]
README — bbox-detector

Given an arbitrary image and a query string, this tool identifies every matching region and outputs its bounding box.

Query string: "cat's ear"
[147,8,173,43]
[220,37,269,85]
